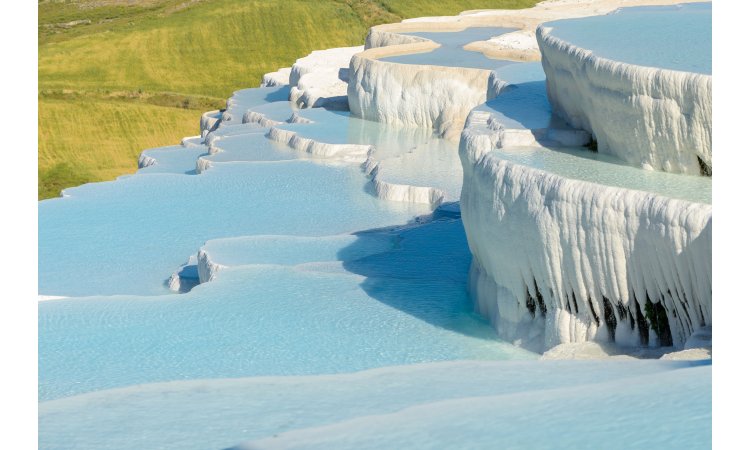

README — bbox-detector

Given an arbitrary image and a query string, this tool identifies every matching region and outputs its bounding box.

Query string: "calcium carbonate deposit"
[38,1,712,448]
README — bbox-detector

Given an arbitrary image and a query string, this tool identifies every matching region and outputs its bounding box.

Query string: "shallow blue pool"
[379,27,519,70]
[275,108,464,200]
[38,161,431,297]
[543,2,711,74]
[39,216,537,401]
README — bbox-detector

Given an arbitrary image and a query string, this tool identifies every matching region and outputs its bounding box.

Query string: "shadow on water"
[337,202,502,341]
[483,79,576,132]
[184,152,210,176]
[263,85,290,102]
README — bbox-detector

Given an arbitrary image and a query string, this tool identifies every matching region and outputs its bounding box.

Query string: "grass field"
[38,0,538,199]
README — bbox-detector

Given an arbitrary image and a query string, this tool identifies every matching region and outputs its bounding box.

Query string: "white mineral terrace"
[341,0,712,351]
[38,1,712,448]
[537,2,711,175]
[346,0,705,140]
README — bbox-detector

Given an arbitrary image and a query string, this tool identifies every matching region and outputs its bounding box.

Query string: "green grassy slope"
[38,0,537,199]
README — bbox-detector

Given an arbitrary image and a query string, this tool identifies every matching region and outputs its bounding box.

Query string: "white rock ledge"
[264,123,447,207]
[261,67,291,87]
[261,47,362,110]
[195,157,213,174]
[365,28,431,50]
[363,156,446,207]
[481,68,592,148]
[266,127,373,163]
[351,0,705,142]
[536,24,712,175]
[242,110,285,128]
[460,109,712,353]
[348,49,495,140]
[351,17,547,139]
[200,110,222,135]
[137,153,157,169]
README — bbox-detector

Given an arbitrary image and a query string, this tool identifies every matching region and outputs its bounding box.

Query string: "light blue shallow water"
[235,363,711,450]
[39,360,710,450]
[201,234,396,267]
[221,85,291,125]
[276,108,464,199]
[242,100,298,123]
[38,162,431,297]
[473,63,712,204]
[203,131,297,163]
[379,27,519,70]
[39,87,537,405]
[477,62,567,130]
[543,2,711,74]
[492,145,712,205]
[137,144,208,175]
[39,216,536,401]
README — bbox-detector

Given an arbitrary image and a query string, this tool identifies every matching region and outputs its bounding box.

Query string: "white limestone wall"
[365,28,430,50]
[260,47,361,110]
[362,156,446,206]
[288,47,362,86]
[348,50,494,140]
[200,110,222,135]
[266,127,373,163]
[261,68,291,87]
[459,111,712,353]
[537,25,712,175]
[288,46,363,110]
[242,110,284,128]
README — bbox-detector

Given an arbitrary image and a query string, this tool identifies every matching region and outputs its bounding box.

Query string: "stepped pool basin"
[41,217,537,401]
[476,62,711,204]
[137,142,208,175]
[38,160,431,297]
[39,89,536,406]
[542,2,711,74]
[273,108,464,200]
[221,85,292,124]
[480,62,575,133]
[537,2,712,175]
[490,146,711,204]
[379,27,520,70]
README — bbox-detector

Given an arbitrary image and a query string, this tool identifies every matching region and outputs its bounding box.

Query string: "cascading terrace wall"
[459,110,712,353]
[536,25,712,176]
[348,48,495,140]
